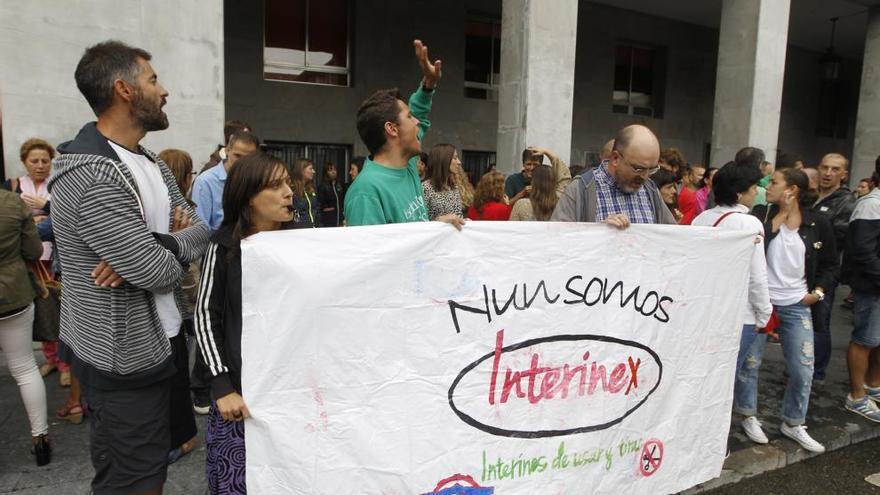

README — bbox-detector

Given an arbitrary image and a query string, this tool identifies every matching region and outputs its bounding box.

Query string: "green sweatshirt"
[345,87,433,226]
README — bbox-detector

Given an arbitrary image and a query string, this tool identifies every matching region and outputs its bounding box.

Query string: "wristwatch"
[812,288,825,301]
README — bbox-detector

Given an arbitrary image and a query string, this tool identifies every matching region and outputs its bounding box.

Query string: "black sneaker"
[193,392,211,415]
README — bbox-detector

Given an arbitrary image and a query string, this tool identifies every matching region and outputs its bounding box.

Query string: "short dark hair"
[734,147,765,170]
[651,169,678,189]
[75,40,152,116]
[357,89,404,155]
[713,161,763,206]
[227,131,261,150]
[522,148,541,164]
[224,120,251,144]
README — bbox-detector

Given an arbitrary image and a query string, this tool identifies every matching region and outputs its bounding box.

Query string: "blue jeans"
[734,324,766,416]
[813,284,835,380]
[735,304,815,424]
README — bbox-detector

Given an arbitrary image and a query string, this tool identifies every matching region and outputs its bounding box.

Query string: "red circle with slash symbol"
[639,439,664,477]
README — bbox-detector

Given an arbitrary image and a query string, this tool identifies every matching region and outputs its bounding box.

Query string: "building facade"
[1,0,878,185]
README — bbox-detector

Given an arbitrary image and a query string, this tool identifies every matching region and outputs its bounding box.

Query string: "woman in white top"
[693,162,772,446]
[5,139,71,386]
[422,144,464,220]
[748,168,838,454]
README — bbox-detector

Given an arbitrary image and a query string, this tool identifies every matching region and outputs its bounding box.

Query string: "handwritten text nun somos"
[446,275,674,335]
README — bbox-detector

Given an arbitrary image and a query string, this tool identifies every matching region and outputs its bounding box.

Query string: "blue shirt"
[192,162,227,230]
[593,164,655,224]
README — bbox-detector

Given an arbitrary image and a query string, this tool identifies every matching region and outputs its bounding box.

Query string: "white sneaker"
[779,423,825,453]
[741,416,769,444]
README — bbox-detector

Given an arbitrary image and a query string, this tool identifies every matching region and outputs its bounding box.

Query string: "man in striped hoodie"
[49,41,210,494]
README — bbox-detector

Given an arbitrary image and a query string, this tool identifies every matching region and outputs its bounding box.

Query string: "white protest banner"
[241,222,754,494]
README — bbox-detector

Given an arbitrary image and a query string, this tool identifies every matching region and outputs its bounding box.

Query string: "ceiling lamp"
[820,17,842,82]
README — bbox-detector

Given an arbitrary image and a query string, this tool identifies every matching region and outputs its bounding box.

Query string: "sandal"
[39,363,57,377]
[57,402,84,424]
[168,437,197,465]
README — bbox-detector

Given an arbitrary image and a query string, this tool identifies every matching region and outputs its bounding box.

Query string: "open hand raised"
[414,39,442,89]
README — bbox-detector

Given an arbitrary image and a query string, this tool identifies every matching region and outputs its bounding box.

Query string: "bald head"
[608,125,662,193]
[818,152,849,194]
[803,167,819,192]
[599,139,615,161]
[613,125,660,158]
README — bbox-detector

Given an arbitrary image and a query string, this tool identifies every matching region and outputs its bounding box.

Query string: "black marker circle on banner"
[447,333,663,438]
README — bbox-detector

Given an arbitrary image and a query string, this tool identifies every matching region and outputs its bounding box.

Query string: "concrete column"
[853,7,880,184]
[496,0,578,175]
[710,0,790,167]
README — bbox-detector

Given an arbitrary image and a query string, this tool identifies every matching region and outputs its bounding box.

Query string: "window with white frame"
[264,0,350,87]
[464,18,501,100]
[613,44,665,118]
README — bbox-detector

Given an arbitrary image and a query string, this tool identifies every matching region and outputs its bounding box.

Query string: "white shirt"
[108,141,182,338]
[693,204,773,327]
[766,223,808,306]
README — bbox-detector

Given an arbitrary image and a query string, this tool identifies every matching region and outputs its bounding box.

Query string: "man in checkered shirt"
[552,125,676,227]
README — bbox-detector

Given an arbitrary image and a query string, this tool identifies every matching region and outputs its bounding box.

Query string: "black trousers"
[169,331,197,447]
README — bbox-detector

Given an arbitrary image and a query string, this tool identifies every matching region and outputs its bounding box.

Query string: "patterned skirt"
[206,403,247,494]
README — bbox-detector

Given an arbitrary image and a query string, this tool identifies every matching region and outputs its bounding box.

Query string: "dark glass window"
[263,141,352,185]
[461,150,497,185]
[465,19,501,100]
[613,44,664,118]
[816,80,850,139]
[264,0,350,86]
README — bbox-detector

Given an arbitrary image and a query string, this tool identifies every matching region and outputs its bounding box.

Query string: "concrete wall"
[0,1,224,178]
[225,0,502,160]
[571,3,719,166]
[225,0,860,172]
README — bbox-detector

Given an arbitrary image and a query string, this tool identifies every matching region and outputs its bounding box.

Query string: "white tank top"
[766,224,808,306]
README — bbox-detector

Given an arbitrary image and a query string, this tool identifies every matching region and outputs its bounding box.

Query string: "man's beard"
[614,169,644,193]
[132,91,169,131]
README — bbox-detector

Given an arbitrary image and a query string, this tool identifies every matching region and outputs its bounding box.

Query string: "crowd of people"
[1,36,880,495]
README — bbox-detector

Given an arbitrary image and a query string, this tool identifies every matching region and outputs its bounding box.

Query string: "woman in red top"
[467,170,512,220]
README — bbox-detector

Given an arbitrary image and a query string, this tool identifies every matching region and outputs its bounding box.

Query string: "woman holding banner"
[195,153,295,494]
[692,162,772,445]
[748,168,838,454]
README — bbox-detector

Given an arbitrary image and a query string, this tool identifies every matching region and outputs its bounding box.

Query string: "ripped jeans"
[734,303,815,425]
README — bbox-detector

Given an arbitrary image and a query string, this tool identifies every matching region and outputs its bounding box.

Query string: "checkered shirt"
[593,164,655,224]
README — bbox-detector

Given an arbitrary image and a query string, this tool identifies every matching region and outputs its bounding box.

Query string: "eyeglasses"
[615,150,661,176]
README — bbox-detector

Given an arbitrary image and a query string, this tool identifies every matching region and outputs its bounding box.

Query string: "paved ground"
[1,292,877,494]
[0,347,210,494]
[704,436,880,494]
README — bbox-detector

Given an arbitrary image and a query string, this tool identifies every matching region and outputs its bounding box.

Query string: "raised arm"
[409,39,442,140]
[530,147,572,196]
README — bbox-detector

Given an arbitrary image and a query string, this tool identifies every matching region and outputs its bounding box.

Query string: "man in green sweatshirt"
[344,40,463,229]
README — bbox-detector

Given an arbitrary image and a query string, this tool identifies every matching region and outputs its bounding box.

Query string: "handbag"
[30,261,61,342]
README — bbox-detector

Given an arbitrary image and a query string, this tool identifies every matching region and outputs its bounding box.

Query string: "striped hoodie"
[49,122,210,386]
